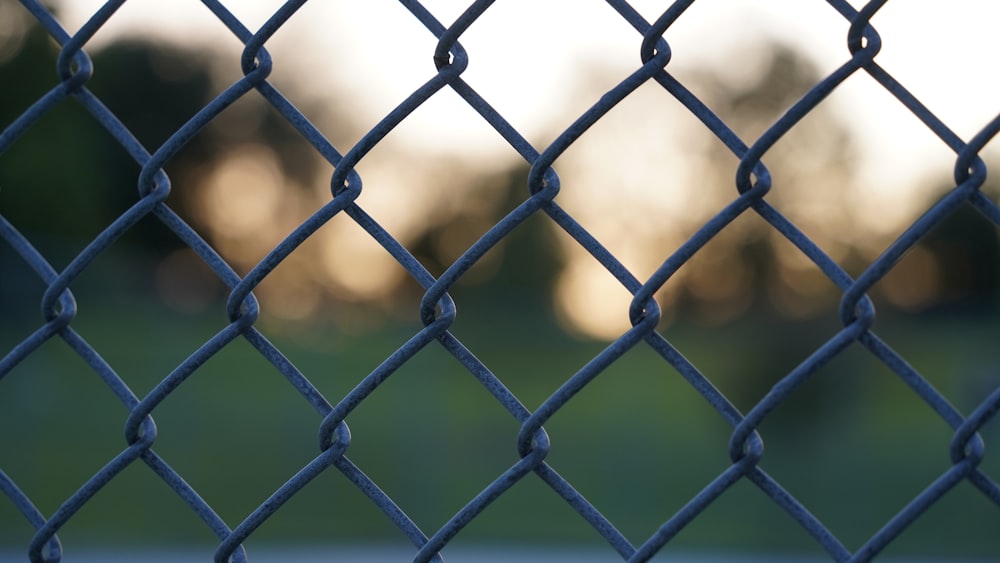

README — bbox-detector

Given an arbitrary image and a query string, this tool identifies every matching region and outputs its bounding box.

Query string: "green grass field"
[2,291,999,558]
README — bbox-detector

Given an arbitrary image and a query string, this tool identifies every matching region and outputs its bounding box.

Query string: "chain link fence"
[2,1,1000,561]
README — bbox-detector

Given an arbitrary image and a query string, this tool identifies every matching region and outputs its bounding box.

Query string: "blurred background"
[1,0,999,560]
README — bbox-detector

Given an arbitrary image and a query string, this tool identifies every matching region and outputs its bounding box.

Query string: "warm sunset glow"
[878,245,942,312]
[48,0,1000,337]
[195,145,287,263]
[317,221,408,301]
[555,257,636,341]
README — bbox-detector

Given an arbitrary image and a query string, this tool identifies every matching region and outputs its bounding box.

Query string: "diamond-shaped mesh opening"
[752,344,955,548]
[336,340,523,537]
[541,342,735,542]
[873,479,1000,560]
[0,337,131,543]
[667,477,834,555]
[142,337,323,519]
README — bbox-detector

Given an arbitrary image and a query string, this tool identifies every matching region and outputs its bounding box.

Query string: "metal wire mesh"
[2,1,1000,562]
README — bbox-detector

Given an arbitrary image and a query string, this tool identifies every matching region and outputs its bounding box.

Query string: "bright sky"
[56,0,1000,187]
[47,0,1000,337]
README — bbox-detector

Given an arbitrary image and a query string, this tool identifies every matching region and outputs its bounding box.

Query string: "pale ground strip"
[1,546,997,563]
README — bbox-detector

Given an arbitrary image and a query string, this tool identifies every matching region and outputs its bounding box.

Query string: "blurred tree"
[6,8,993,330]
[0,21,215,253]
[548,42,864,341]
[408,164,564,315]
[883,199,1000,315]
[678,43,859,323]
[0,9,125,247]
[652,43,865,413]
[0,6,332,311]
[666,44,1000,414]
[923,202,1000,311]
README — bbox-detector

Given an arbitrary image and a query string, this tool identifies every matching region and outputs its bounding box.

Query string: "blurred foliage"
[409,164,565,312]
[1,299,998,556]
[681,43,1000,320]
[2,11,999,323]
[0,13,323,253]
